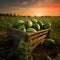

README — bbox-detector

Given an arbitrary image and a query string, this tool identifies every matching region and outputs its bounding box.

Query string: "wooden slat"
[29,35,47,53]
[29,35,47,45]
[29,39,45,53]
[28,28,50,36]
[29,31,48,40]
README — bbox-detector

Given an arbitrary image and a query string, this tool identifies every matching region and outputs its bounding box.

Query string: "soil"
[32,44,60,60]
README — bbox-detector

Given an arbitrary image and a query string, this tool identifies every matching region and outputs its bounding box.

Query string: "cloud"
[0,0,60,13]
[54,0,60,3]
[18,0,60,7]
[33,4,60,9]
[20,1,29,5]
[0,0,60,8]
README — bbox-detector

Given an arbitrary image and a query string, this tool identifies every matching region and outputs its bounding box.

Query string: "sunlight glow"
[34,12,42,16]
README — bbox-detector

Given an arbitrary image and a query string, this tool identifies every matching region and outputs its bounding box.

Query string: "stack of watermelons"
[13,19,51,33]
[13,19,56,48]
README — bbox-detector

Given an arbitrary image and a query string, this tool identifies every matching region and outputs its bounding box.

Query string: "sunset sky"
[0,0,60,16]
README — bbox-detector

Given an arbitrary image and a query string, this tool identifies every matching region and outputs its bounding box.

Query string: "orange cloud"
[21,1,29,5]
[33,4,60,8]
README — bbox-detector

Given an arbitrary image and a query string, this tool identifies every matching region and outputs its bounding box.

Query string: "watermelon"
[27,28,37,33]
[32,23,40,31]
[44,39,55,48]
[43,23,51,29]
[24,20,33,28]
[38,20,44,29]
[31,19,38,23]
[18,25,26,32]
[13,20,24,29]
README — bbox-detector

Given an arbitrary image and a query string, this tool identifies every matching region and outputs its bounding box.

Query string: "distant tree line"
[0,13,60,17]
[0,13,32,17]
[0,13,16,17]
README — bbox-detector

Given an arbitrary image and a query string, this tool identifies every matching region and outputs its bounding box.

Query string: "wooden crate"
[0,27,50,60]
[7,28,50,53]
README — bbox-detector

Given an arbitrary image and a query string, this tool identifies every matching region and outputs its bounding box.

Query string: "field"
[0,16,60,60]
[0,16,60,42]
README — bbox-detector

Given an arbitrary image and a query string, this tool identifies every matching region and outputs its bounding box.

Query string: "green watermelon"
[31,19,38,23]
[32,23,40,31]
[43,23,51,29]
[24,20,33,28]
[18,25,26,32]
[44,39,55,48]
[18,20,24,24]
[38,20,44,29]
[27,28,37,33]
[13,20,24,29]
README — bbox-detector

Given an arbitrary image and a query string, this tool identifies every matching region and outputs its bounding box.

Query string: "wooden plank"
[28,28,50,36]
[29,35,47,53]
[29,39,45,53]
[29,35,47,45]
[29,31,48,40]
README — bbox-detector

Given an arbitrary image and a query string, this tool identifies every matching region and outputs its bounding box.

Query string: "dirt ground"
[32,44,60,60]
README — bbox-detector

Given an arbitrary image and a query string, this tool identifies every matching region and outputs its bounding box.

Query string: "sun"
[33,9,42,16]
[34,12,42,16]
[36,14,42,16]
